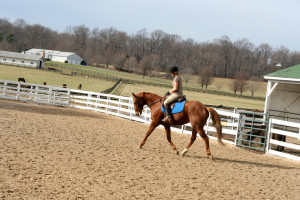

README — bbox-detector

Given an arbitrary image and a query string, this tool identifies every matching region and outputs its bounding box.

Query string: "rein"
[148,98,163,107]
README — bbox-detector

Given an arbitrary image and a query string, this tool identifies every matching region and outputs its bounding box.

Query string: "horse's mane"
[140,92,162,99]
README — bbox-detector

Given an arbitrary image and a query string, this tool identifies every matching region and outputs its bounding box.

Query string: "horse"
[132,92,224,158]
[18,77,26,82]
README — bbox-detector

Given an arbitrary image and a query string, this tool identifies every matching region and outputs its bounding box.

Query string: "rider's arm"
[169,81,178,94]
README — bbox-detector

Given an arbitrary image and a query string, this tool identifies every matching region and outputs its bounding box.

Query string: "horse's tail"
[207,107,224,145]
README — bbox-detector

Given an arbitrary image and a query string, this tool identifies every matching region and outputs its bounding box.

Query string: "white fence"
[267,118,300,161]
[0,80,70,106]
[1,79,299,160]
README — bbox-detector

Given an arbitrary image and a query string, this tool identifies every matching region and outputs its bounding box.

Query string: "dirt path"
[0,99,299,199]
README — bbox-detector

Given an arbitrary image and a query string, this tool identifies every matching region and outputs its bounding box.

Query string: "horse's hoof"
[181,149,188,156]
[207,155,214,161]
[138,146,142,149]
[176,151,179,155]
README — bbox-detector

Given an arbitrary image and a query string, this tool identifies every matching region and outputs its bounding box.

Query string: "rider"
[162,66,183,123]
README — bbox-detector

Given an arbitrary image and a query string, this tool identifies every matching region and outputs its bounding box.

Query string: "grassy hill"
[0,64,266,110]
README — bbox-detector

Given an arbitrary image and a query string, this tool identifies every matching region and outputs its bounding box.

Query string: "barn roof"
[0,50,42,61]
[264,64,300,83]
[25,48,77,57]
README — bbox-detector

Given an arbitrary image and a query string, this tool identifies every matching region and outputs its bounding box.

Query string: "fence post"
[181,124,185,133]
[130,98,133,120]
[106,95,110,113]
[118,97,121,117]
[235,114,244,145]
[266,119,273,154]
[67,88,71,107]
[16,82,20,100]
[48,87,53,104]
[88,93,92,109]
[3,81,7,96]
[205,111,211,135]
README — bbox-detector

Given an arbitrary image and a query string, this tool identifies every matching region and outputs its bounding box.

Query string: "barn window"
[2,58,6,61]
[12,59,15,62]
[30,62,33,64]
[21,61,24,63]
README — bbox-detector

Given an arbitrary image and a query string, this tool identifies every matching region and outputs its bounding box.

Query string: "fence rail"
[0,79,299,160]
[267,118,300,161]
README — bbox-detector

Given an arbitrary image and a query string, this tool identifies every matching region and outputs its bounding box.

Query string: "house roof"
[264,64,300,83]
[0,50,42,61]
[25,48,77,57]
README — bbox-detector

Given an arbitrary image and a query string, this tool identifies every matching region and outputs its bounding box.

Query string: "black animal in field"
[18,77,26,82]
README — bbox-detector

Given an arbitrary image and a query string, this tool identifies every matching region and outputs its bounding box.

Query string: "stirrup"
[162,116,172,123]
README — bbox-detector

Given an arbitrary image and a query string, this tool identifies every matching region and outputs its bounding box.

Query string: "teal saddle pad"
[161,101,187,114]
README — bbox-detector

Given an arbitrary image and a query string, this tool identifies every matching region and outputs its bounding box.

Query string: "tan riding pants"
[164,93,182,107]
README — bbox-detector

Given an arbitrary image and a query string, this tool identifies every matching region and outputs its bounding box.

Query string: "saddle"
[162,95,187,110]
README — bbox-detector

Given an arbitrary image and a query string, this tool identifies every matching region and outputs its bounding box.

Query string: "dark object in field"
[48,67,56,71]
[18,77,26,82]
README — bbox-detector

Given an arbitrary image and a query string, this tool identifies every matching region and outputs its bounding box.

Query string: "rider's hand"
[164,91,170,96]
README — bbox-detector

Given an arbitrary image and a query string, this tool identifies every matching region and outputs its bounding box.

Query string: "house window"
[21,61,24,63]
[12,59,15,62]
[3,58,6,61]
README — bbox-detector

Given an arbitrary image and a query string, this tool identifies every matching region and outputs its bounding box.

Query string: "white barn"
[264,64,300,123]
[25,48,83,65]
[0,50,44,69]
[264,64,300,161]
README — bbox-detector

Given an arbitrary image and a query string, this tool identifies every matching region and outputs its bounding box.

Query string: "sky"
[2,0,300,51]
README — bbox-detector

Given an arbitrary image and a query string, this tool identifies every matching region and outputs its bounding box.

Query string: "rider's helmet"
[169,66,179,73]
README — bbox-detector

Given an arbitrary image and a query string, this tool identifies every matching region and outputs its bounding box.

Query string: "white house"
[25,48,84,65]
[0,50,44,69]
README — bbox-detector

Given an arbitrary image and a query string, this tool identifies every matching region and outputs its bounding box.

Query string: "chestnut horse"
[132,92,223,158]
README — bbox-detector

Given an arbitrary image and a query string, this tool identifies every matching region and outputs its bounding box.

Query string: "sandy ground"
[0,99,299,200]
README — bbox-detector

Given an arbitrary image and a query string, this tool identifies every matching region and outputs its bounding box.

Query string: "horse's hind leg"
[164,124,179,154]
[139,122,158,149]
[181,129,197,156]
[197,128,212,159]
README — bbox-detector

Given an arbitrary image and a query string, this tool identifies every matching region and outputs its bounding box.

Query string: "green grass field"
[0,64,266,110]
[0,65,115,92]
[45,62,267,98]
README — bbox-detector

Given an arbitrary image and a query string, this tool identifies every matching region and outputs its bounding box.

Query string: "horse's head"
[132,92,145,116]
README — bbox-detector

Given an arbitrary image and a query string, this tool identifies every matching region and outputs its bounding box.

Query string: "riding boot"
[162,104,172,123]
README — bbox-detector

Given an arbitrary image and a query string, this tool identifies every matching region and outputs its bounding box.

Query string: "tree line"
[1,17,300,81]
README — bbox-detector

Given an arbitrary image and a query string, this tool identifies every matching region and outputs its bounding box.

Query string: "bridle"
[133,100,144,114]
[133,98,162,114]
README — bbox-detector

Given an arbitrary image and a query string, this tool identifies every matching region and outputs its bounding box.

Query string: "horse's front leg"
[164,124,179,154]
[139,122,158,149]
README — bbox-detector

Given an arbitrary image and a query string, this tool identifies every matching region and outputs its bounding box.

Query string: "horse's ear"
[132,92,138,99]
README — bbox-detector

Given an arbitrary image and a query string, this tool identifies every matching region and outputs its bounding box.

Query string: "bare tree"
[198,66,214,89]
[229,77,239,95]
[215,35,234,77]
[248,76,261,97]
[182,66,192,84]
[72,25,90,57]
[112,53,127,71]
[124,56,138,72]
[230,71,249,95]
